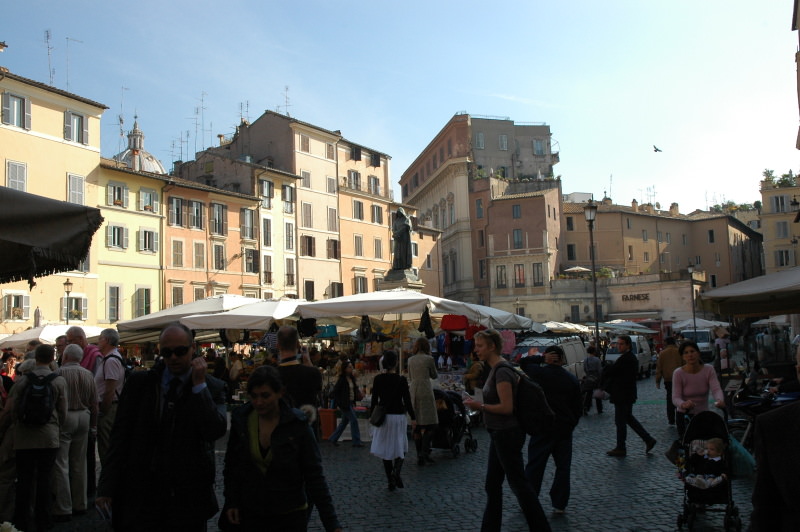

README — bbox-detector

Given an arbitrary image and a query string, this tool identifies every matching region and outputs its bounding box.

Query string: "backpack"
[17,373,58,425]
[101,353,132,398]
[495,361,556,435]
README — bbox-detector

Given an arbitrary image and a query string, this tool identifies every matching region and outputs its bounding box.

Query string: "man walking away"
[52,344,98,522]
[655,337,682,426]
[276,326,322,426]
[602,335,657,457]
[520,345,583,515]
[582,346,603,415]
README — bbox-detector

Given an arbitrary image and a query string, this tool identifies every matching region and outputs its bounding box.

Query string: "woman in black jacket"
[370,350,415,491]
[222,365,341,532]
[328,360,363,447]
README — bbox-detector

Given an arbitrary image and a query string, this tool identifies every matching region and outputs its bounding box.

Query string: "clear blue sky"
[2,1,798,213]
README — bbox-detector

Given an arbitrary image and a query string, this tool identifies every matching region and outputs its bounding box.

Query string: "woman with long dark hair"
[672,340,725,438]
[328,360,363,447]
[370,350,415,491]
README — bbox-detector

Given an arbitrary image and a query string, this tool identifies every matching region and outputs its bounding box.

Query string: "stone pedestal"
[378,269,425,291]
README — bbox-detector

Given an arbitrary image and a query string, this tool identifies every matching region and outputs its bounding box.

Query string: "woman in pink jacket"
[672,340,725,438]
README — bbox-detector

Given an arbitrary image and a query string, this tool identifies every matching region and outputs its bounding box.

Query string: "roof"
[1,69,108,110]
[495,189,549,201]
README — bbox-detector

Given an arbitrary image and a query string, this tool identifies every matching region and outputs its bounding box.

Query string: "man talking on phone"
[96,322,227,531]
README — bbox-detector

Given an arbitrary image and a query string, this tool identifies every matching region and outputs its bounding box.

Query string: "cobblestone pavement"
[52,375,753,532]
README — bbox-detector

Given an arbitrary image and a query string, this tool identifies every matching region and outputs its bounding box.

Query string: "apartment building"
[759,176,800,273]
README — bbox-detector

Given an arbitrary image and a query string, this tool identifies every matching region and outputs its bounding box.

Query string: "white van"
[676,328,714,363]
[604,335,653,379]
[512,336,588,380]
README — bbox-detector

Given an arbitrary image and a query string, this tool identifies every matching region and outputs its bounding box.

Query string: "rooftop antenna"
[65,36,83,91]
[239,100,250,122]
[608,174,613,199]
[283,85,291,117]
[115,86,130,157]
[199,91,207,150]
[186,108,199,157]
[44,30,55,86]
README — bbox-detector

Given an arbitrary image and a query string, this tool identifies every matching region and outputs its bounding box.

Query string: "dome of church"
[112,118,167,174]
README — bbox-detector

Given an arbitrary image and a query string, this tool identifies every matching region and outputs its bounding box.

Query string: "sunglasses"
[160,345,192,358]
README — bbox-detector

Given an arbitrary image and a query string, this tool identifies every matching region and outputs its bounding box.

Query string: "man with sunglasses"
[96,322,227,531]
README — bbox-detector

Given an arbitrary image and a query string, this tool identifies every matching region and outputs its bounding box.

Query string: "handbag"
[369,404,386,427]
[217,503,242,531]
[592,388,609,400]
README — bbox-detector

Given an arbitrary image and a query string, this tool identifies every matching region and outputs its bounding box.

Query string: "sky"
[2,1,799,213]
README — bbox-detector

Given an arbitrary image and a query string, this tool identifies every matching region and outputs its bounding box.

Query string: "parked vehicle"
[604,334,653,379]
[677,328,715,363]
[511,335,588,380]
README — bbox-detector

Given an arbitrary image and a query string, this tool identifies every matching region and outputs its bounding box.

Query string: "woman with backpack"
[463,330,551,532]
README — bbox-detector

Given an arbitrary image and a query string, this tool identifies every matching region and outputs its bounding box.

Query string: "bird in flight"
[653,145,662,152]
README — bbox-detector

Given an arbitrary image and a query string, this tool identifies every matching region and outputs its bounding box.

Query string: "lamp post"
[687,263,696,337]
[63,278,73,325]
[583,199,600,350]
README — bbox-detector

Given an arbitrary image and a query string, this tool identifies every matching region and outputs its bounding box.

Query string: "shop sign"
[622,293,650,302]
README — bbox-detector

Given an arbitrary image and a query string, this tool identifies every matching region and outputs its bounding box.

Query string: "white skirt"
[369,414,409,460]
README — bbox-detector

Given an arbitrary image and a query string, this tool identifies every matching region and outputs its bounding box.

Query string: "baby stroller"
[675,411,742,532]
[430,389,478,457]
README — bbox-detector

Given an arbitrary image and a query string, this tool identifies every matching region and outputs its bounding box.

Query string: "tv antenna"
[65,36,83,91]
[283,85,291,117]
[44,30,55,86]
[115,86,130,156]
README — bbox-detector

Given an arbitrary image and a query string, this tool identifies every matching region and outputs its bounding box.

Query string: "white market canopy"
[0,324,105,349]
[117,294,264,331]
[671,318,730,330]
[543,321,590,334]
[599,320,659,334]
[295,288,543,331]
[179,299,303,330]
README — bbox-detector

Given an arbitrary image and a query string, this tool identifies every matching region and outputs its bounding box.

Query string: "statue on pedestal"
[392,207,413,271]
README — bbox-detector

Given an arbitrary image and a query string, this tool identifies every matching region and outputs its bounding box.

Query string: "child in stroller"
[429,389,478,457]
[675,411,742,532]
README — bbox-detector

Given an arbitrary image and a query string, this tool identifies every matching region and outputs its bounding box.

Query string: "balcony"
[339,176,390,199]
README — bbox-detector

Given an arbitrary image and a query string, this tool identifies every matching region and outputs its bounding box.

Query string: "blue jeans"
[482,427,551,532]
[614,401,653,450]
[329,405,362,444]
[525,431,573,511]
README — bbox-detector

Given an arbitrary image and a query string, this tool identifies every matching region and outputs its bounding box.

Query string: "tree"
[776,170,797,188]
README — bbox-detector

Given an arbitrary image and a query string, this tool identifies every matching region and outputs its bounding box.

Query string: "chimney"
[631,199,639,212]
[669,202,680,216]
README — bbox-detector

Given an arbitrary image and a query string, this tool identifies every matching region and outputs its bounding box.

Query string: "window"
[193,242,205,269]
[513,229,523,249]
[776,221,789,239]
[327,176,337,194]
[327,239,340,259]
[189,201,204,229]
[479,259,486,279]
[62,296,88,322]
[449,203,455,225]
[244,249,259,273]
[499,134,508,150]
[642,229,648,241]
[347,170,361,190]
[1,92,31,129]
[708,229,715,243]
[512,204,522,219]
[533,263,544,287]
[64,111,88,144]
[301,170,311,188]
[170,197,185,226]
[772,195,788,213]
[351,146,361,161]
[475,132,485,149]
[282,185,294,214]
[567,243,578,261]
[368,175,380,195]
[659,253,666,264]
[299,134,309,153]
[374,238,383,259]
[353,200,364,220]
[371,205,383,224]
[327,208,338,232]
[300,235,316,257]
[262,218,272,247]
[3,293,30,320]
[134,288,151,318]
[77,251,89,273]
[695,255,702,265]
[626,218,631,229]
[172,286,184,307]
[285,223,294,250]
[286,258,296,286]
[137,228,158,253]
[107,225,128,249]
[301,203,313,228]
[214,244,226,270]
[657,231,663,243]
[304,280,315,301]
[240,208,256,239]
[172,240,183,267]
[107,286,121,322]
[666,232,671,244]
[683,234,688,245]
[495,265,507,288]
[326,143,335,160]
[776,249,791,267]
[514,264,525,287]
[354,235,363,257]
[566,217,574,231]
[710,274,717,288]
[68,174,84,204]
[533,139,544,155]
[107,181,129,207]
[6,160,26,191]
[139,188,158,212]
[476,199,484,219]
[627,245,633,261]
[370,153,381,167]
[260,179,274,208]
[426,254,432,268]
[354,276,368,294]
[478,230,485,247]
[263,255,273,283]
[210,203,227,235]
[412,242,419,257]
[643,251,650,262]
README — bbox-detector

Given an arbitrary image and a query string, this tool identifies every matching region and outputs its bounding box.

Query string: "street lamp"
[63,278,73,325]
[687,263,697,337]
[583,199,600,350]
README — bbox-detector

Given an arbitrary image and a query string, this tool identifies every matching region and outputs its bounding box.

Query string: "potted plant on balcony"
[143,204,153,211]
[69,308,82,320]
[11,307,23,319]
[114,199,123,206]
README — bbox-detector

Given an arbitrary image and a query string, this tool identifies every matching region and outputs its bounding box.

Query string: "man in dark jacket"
[95,322,227,531]
[520,345,583,514]
[602,335,657,457]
